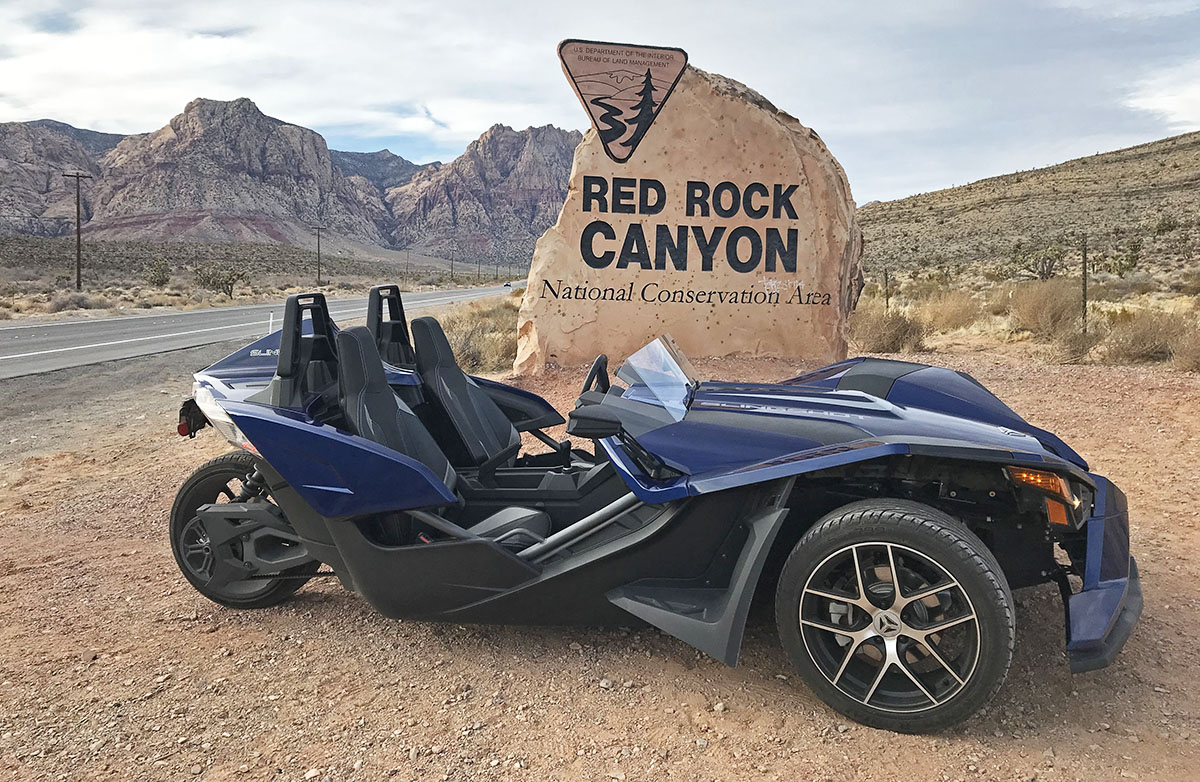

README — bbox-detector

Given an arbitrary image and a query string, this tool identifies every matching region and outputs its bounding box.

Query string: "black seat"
[337,325,456,489]
[411,316,521,468]
[336,326,549,548]
[366,284,416,367]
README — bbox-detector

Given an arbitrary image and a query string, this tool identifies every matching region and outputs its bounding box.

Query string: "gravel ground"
[0,342,1197,781]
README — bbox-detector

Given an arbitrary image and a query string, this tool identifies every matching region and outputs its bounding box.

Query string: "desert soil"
[0,341,1198,781]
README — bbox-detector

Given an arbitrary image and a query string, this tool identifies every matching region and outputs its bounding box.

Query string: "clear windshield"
[609,335,699,421]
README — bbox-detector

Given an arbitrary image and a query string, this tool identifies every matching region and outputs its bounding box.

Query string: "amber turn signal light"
[1005,467,1081,524]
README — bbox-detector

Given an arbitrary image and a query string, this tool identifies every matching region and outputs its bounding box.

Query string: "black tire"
[170,451,319,609]
[774,499,1014,733]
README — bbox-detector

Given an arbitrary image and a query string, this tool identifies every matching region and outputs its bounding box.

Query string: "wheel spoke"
[884,544,902,609]
[915,636,966,687]
[804,586,873,613]
[896,580,960,610]
[851,545,869,605]
[831,629,875,684]
[914,612,976,636]
[862,660,891,704]
[800,618,856,637]
[895,654,939,705]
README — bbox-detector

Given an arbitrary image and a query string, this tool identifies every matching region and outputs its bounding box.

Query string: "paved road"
[0,284,518,380]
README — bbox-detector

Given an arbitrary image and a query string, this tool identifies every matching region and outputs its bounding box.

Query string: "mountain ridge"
[0,98,579,264]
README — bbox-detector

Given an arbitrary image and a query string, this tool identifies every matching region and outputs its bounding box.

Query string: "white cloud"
[0,0,1197,200]
[1127,59,1200,129]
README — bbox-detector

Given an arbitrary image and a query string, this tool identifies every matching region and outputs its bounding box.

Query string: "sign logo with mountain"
[558,40,688,164]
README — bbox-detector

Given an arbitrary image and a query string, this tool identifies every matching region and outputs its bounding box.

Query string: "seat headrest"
[337,326,388,394]
[411,317,458,373]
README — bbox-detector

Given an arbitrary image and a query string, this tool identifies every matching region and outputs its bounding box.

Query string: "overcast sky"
[1,0,1197,202]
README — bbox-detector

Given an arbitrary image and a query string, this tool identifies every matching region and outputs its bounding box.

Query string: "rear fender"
[223,400,456,517]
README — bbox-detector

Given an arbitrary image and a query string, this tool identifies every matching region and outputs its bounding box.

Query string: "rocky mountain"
[91,98,389,245]
[0,120,107,236]
[387,124,581,257]
[859,131,1200,285]
[330,149,432,191]
[0,99,581,264]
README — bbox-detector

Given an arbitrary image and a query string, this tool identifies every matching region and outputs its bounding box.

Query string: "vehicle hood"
[623,357,1087,480]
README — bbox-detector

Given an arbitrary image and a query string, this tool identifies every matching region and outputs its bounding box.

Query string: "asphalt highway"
[0,284,518,380]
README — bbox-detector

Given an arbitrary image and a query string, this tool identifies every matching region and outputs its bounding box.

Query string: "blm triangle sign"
[558,39,688,163]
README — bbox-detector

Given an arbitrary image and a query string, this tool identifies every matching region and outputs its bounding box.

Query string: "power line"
[62,171,93,291]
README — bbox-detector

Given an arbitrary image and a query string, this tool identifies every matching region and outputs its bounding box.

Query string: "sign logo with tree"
[558,40,688,163]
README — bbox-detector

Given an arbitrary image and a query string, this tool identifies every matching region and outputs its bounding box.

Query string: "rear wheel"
[170,451,319,609]
[775,499,1014,733]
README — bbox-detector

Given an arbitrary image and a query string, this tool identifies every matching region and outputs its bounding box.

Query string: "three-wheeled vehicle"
[171,285,1140,732]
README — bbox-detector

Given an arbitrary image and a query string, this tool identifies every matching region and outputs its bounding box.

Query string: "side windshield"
[609,336,699,422]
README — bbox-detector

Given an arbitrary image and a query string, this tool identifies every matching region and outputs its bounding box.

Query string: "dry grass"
[849,302,926,353]
[1009,279,1080,338]
[1102,310,1192,365]
[47,292,112,313]
[439,291,522,373]
[917,290,981,332]
[1171,329,1200,371]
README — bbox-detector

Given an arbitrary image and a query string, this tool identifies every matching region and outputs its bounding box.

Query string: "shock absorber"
[237,469,269,501]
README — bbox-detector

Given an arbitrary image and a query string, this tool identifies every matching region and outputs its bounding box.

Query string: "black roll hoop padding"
[566,406,623,440]
[477,441,522,488]
[276,292,337,380]
[582,354,610,394]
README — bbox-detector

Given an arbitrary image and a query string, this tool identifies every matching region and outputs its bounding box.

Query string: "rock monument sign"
[514,40,863,374]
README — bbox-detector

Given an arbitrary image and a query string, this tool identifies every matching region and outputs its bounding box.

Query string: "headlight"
[192,382,259,454]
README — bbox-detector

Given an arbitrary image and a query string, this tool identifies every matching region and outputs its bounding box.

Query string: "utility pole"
[62,172,92,291]
[405,248,411,283]
[312,225,327,285]
[449,244,455,279]
[1081,234,1089,335]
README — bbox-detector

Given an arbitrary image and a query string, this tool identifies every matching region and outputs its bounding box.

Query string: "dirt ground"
[0,339,1198,782]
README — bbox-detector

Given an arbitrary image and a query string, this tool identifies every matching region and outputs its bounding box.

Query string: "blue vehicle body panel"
[224,400,457,517]
[786,359,1088,469]
[206,326,422,388]
[1066,475,1140,671]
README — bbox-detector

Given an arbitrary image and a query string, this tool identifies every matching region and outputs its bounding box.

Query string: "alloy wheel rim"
[180,517,214,579]
[799,541,980,713]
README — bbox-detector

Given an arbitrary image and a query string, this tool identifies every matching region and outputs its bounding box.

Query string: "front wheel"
[170,451,319,609]
[775,499,1015,733]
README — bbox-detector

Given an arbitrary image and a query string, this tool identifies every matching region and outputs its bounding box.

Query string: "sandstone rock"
[514,67,862,373]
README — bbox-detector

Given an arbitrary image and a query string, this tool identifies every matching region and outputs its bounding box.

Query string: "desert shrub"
[1008,279,1078,338]
[142,258,171,287]
[1052,328,1104,364]
[1172,329,1200,371]
[849,304,925,353]
[1154,214,1180,235]
[193,263,247,298]
[899,278,944,302]
[1102,310,1189,364]
[1091,272,1159,301]
[439,296,520,372]
[47,292,111,312]
[1170,269,1200,296]
[986,284,1015,316]
[917,290,981,332]
[0,307,11,320]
